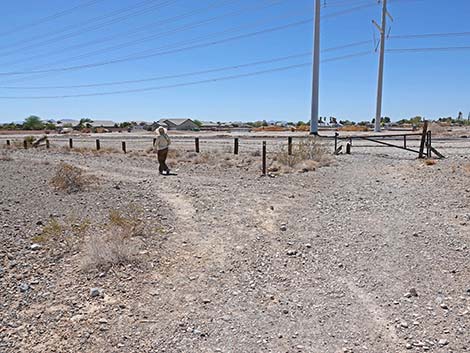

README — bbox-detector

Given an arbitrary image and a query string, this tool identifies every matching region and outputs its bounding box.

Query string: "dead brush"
[82,226,138,270]
[82,205,144,270]
[50,162,96,193]
[273,137,330,172]
[108,204,145,237]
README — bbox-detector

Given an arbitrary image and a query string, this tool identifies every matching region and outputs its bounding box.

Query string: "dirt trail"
[1,148,469,353]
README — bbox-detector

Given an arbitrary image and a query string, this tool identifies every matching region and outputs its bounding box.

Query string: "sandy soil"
[0,138,469,353]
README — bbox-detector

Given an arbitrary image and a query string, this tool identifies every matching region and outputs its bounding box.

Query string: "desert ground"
[0,130,469,353]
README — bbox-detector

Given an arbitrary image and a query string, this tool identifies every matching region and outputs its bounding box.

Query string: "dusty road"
[0,139,469,353]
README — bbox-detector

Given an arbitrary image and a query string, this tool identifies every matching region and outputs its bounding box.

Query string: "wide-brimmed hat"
[156,127,167,135]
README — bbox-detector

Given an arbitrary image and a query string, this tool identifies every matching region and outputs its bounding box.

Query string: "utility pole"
[310,0,321,135]
[373,0,391,133]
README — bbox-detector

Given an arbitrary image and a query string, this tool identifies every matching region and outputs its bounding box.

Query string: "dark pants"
[157,148,169,173]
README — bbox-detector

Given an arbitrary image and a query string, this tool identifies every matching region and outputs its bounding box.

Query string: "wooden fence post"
[334,133,338,152]
[426,131,432,158]
[122,141,126,154]
[288,136,292,156]
[96,139,101,151]
[153,138,156,146]
[403,135,407,149]
[195,137,200,153]
[234,138,239,155]
[418,121,429,158]
[23,140,28,149]
[46,139,50,149]
[69,138,73,149]
[346,143,351,154]
[6,140,10,146]
[262,141,267,175]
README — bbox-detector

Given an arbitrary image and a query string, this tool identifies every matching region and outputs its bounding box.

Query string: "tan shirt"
[155,134,171,151]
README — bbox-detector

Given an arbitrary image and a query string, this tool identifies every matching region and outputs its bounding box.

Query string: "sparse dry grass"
[339,125,369,132]
[50,162,96,193]
[60,146,119,155]
[108,204,145,237]
[272,137,331,173]
[82,205,145,270]
[82,227,138,271]
[32,217,91,250]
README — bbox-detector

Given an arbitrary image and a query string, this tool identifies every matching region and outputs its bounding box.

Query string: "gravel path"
[0,142,469,353]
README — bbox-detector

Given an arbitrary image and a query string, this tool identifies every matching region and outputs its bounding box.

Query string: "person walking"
[155,127,171,175]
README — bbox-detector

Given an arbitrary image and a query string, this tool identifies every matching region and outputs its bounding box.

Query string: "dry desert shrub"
[82,227,138,270]
[82,206,144,270]
[32,217,91,250]
[108,204,145,237]
[50,162,96,193]
[273,137,331,173]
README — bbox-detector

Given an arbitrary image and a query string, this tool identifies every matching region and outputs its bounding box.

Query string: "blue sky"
[0,0,468,123]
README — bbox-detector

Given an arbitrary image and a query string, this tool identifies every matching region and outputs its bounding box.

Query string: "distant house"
[56,119,79,127]
[90,120,116,128]
[200,121,219,131]
[157,118,199,131]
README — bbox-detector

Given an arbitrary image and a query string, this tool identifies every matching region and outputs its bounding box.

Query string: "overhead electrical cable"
[390,31,470,39]
[3,0,289,69]
[0,51,373,99]
[0,18,314,76]
[0,40,377,90]
[0,0,246,67]
[0,0,105,37]
[0,0,177,56]
[387,46,470,53]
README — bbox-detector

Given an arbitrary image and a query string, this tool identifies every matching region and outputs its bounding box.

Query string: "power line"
[0,53,311,89]
[0,0,105,37]
[387,46,470,53]
[390,31,470,39]
[3,0,289,70]
[322,2,377,19]
[0,18,314,76]
[0,51,372,99]
[0,0,246,67]
[0,46,374,90]
[0,0,176,56]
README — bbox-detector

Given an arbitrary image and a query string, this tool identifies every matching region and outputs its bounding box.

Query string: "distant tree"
[193,119,203,128]
[23,116,44,130]
[458,111,463,120]
[382,117,391,124]
[296,121,305,127]
[410,116,422,125]
[76,118,93,129]
[119,122,132,128]
[44,120,57,130]
[340,120,355,126]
